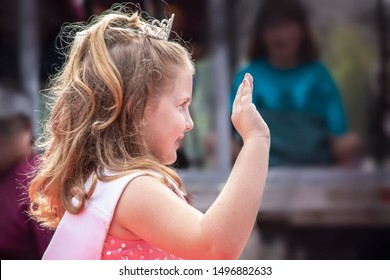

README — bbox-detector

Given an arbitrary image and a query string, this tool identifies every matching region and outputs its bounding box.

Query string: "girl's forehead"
[179,61,195,75]
[150,67,193,100]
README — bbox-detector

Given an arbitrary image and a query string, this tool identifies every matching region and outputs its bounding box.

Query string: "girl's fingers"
[241,94,251,108]
[233,80,244,113]
[233,73,253,115]
[244,73,254,92]
[248,74,254,92]
[241,78,253,105]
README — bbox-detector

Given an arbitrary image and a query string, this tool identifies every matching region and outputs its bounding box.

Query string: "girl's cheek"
[181,112,188,127]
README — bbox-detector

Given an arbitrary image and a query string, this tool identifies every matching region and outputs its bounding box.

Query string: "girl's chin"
[162,154,177,166]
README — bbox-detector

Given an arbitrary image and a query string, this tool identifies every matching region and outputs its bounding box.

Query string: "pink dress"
[101,234,182,260]
[43,171,186,260]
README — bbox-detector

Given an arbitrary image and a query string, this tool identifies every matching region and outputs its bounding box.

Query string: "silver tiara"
[75,14,175,41]
[142,13,175,41]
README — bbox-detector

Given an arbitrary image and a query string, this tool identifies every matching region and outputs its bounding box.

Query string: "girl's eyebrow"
[178,97,191,103]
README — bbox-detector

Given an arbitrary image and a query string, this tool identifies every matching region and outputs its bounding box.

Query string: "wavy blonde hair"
[29,7,194,229]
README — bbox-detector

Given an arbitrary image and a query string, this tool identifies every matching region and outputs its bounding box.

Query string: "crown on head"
[75,13,175,41]
[142,13,175,41]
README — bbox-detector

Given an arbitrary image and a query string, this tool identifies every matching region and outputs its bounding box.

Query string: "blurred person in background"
[0,81,52,259]
[230,0,361,167]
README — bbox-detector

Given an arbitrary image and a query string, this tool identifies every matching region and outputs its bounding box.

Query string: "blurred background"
[1,0,390,259]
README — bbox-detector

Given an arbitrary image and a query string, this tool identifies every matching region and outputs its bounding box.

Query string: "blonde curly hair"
[29,6,194,229]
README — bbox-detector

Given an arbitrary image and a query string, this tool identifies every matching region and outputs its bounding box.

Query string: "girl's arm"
[113,73,270,259]
[201,73,270,257]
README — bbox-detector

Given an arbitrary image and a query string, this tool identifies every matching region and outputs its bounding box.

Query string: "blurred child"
[0,83,52,259]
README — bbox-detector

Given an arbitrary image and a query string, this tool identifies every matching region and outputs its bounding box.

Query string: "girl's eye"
[179,102,187,109]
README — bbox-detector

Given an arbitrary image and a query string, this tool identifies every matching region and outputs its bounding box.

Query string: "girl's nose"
[185,114,194,132]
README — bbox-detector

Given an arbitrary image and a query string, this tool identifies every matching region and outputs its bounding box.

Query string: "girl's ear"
[141,105,151,127]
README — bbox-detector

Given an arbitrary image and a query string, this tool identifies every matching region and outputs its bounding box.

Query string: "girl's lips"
[175,136,184,148]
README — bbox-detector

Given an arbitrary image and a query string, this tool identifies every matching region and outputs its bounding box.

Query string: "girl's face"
[263,19,303,61]
[142,66,194,165]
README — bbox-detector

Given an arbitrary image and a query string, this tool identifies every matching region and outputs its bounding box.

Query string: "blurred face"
[0,117,32,172]
[263,19,303,61]
[142,67,194,165]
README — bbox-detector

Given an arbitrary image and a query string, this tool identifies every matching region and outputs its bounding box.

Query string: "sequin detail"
[101,234,182,260]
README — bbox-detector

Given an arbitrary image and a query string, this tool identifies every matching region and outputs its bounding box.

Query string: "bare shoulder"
[121,174,179,202]
[115,174,188,223]
[111,175,204,256]
[108,175,168,239]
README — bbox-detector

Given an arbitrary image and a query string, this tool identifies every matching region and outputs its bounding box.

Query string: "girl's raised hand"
[231,73,270,144]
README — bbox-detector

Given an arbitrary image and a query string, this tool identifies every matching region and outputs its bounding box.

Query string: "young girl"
[29,6,270,260]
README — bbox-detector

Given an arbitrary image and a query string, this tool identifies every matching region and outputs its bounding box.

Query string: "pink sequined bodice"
[101,234,181,260]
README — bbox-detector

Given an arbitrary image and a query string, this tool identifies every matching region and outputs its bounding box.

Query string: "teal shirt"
[230,59,348,166]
